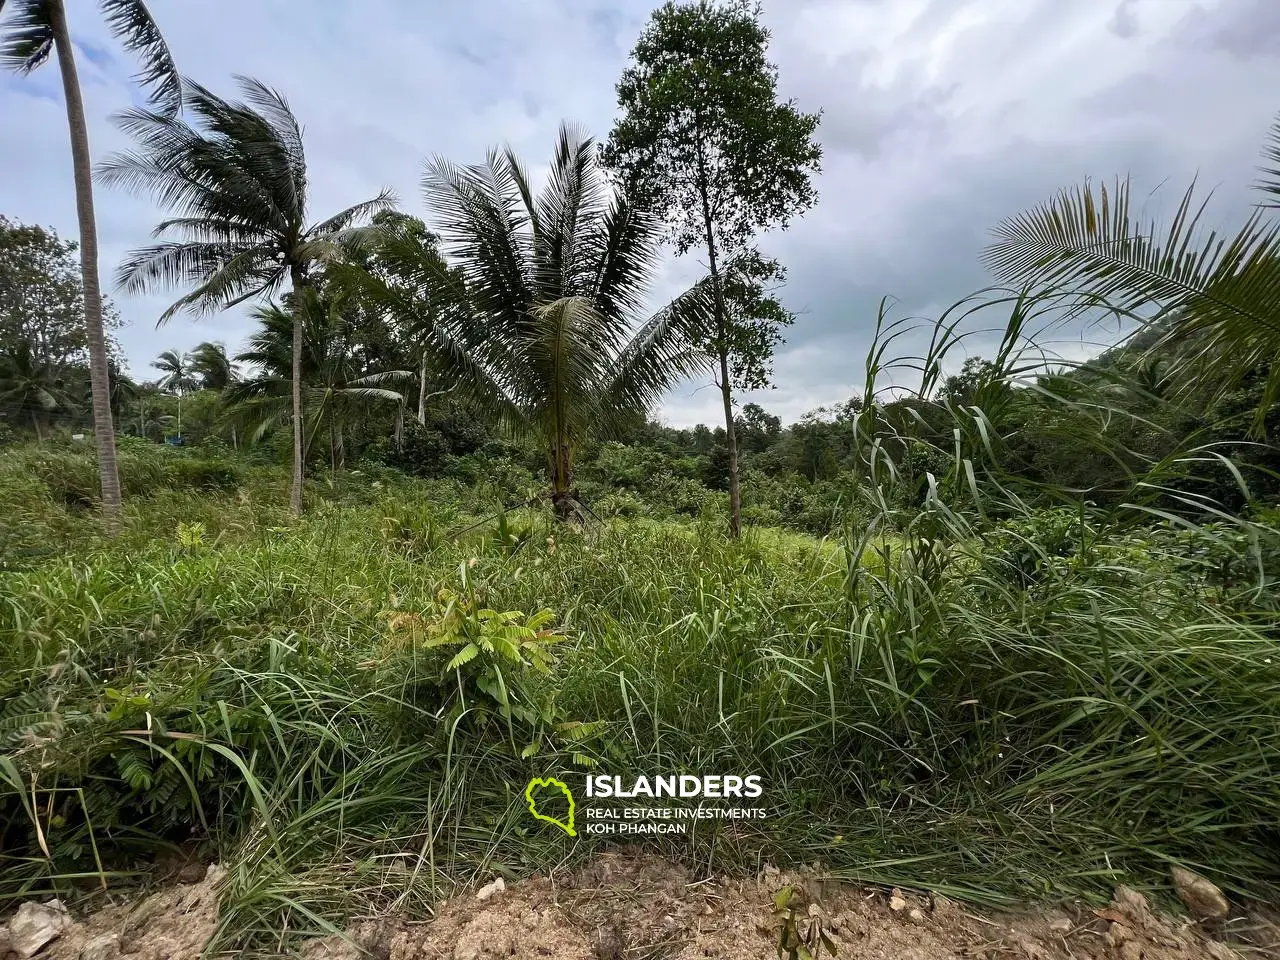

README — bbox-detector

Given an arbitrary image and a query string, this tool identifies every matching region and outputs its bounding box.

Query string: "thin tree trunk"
[32,413,44,444]
[394,401,404,451]
[694,142,741,538]
[49,0,122,532]
[417,353,428,424]
[550,440,576,521]
[289,265,305,516]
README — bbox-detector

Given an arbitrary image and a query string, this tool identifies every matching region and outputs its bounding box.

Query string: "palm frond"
[100,0,180,114]
[1258,112,1280,211]
[985,174,1280,431]
[0,0,54,74]
[310,189,398,237]
[601,278,718,431]
[534,123,607,300]
[423,151,533,331]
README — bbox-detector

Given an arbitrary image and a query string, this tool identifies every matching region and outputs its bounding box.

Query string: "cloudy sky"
[2,0,1278,426]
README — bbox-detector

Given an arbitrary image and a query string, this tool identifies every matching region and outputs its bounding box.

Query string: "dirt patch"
[4,855,1274,960]
[3,864,223,960]
[296,854,1272,960]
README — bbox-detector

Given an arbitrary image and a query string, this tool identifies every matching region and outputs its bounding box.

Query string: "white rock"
[888,888,907,912]
[9,899,71,958]
[475,876,505,901]
[1048,917,1073,933]
[1171,866,1229,920]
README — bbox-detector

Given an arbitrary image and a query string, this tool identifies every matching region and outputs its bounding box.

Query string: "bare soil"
[9,853,1277,960]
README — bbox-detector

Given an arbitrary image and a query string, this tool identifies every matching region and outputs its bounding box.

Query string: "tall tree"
[98,77,394,514]
[1,0,180,528]
[150,348,197,438]
[419,123,716,517]
[603,0,821,536]
[0,216,122,370]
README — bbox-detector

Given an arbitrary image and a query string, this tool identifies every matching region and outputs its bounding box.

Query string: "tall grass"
[1,290,1277,949]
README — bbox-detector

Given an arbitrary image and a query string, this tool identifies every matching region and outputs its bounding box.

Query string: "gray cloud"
[1,0,1276,427]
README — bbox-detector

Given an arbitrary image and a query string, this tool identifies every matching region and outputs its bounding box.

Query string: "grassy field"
[1,439,1278,949]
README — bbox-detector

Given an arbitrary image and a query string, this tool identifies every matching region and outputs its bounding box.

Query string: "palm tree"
[329,213,473,428]
[984,112,1280,434]
[188,341,237,390]
[150,348,198,439]
[97,76,394,514]
[408,123,716,517]
[1,0,180,529]
[225,292,412,469]
[0,341,78,441]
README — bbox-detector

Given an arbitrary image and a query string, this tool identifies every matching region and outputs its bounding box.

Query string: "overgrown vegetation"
[3,0,1280,952]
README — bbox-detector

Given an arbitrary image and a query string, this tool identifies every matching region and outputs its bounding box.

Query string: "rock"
[79,932,121,960]
[175,861,207,884]
[1048,917,1073,933]
[1171,867,1229,921]
[0,924,11,957]
[9,900,71,958]
[475,876,505,901]
[888,889,907,912]
[907,908,925,924]
[1108,921,1134,946]
[1113,885,1152,922]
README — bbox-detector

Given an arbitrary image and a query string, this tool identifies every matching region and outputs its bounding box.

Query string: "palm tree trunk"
[289,265,305,516]
[550,440,576,520]
[694,140,741,538]
[49,0,122,533]
[31,413,44,444]
[417,353,429,424]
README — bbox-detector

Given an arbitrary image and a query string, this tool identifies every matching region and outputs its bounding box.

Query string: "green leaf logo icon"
[524,777,576,837]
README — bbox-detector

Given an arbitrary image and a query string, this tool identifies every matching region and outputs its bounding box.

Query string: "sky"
[2,0,1278,427]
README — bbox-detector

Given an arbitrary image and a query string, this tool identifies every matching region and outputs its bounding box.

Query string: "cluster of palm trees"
[98,80,719,518]
[6,0,1279,530]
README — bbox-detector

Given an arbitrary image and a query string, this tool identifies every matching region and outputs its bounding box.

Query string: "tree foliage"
[417,122,717,511]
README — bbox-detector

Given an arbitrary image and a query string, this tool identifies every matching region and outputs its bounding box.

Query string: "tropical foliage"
[0,0,182,528]
[413,123,716,514]
[98,76,395,513]
[2,6,1280,956]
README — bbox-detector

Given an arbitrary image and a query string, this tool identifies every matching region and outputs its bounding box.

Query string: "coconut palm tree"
[150,348,198,439]
[329,213,475,428]
[0,341,78,441]
[188,341,237,391]
[1,0,180,528]
[97,76,394,513]
[225,292,412,470]
[413,123,716,517]
[984,112,1280,434]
